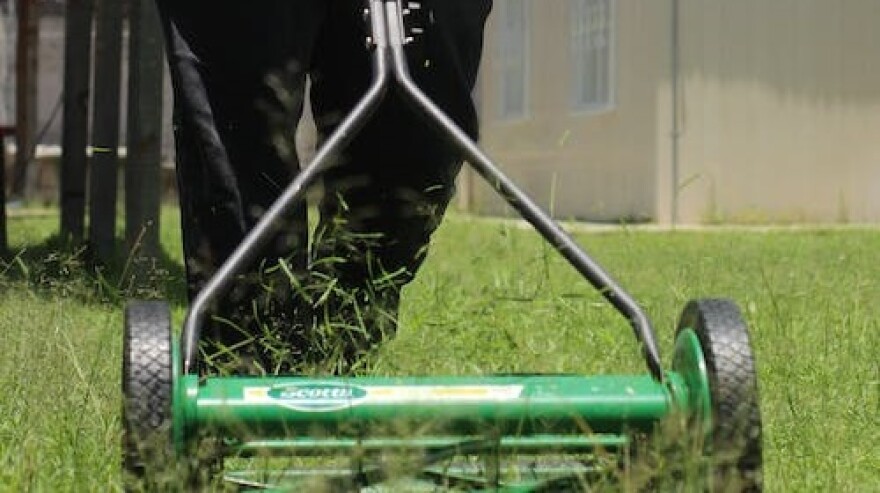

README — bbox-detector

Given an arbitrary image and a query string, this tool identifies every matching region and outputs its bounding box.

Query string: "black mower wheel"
[122,300,174,484]
[676,299,763,492]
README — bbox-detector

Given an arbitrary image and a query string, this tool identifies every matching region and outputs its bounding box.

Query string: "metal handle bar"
[182,0,664,381]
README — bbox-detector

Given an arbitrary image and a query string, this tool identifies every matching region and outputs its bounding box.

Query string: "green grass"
[0,208,878,491]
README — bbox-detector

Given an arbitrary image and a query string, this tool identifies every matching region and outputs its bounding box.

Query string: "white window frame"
[495,0,531,121]
[569,0,616,114]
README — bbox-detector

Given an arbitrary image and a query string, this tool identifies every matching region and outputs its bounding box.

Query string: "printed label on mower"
[243,383,524,413]
[258,383,368,412]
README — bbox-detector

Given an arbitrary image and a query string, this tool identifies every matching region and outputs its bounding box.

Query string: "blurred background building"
[467,0,880,224]
[3,0,880,225]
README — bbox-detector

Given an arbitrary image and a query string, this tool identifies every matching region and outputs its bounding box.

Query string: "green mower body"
[122,1,763,490]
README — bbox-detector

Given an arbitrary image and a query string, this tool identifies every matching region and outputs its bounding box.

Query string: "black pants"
[156,0,492,372]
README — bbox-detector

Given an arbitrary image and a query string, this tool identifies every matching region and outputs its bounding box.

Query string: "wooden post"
[0,127,11,253]
[11,0,38,202]
[125,0,164,259]
[60,0,94,241]
[88,0,124,259]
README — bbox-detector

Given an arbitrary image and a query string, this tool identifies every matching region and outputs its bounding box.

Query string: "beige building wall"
[671,0,880,223]
[466,0,668,222]
[470,0,880,224]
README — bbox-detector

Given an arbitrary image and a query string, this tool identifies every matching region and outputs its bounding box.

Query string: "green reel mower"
[122,1,762,491]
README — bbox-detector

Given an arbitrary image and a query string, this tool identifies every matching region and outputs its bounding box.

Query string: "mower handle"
[181,0,665,381]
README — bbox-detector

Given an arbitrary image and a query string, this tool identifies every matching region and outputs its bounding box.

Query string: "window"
[570,0,615,112]
[496,0,530,120]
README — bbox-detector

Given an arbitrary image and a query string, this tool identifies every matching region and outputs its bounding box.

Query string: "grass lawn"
[0,207,878,491]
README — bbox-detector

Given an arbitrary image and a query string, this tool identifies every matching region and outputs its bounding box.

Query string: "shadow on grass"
[0,234,189,310]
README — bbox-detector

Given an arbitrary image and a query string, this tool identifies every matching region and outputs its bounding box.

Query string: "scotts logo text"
[268,383,368,412]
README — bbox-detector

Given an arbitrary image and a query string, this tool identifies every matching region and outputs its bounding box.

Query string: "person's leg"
[307,0,493,372]
[155,0,327,372]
